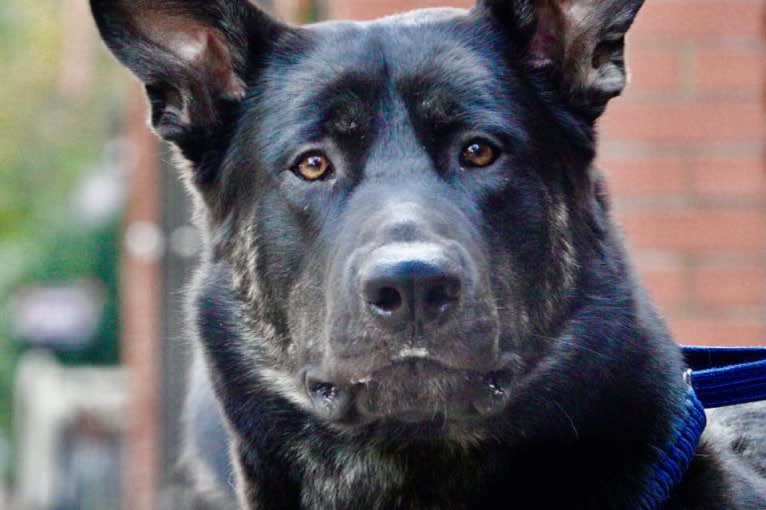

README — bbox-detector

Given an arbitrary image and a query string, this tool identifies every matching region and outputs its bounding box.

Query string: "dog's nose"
[360,244,462,330]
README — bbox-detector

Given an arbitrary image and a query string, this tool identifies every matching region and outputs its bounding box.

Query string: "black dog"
[90,0,766,508]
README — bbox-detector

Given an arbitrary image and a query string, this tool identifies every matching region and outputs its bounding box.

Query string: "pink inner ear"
[194,29,247,100]
[529,29,556,67]
[528,0,567,68]
[135,10,245,99]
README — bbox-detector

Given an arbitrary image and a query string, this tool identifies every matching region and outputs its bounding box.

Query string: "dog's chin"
[301,357,516,427]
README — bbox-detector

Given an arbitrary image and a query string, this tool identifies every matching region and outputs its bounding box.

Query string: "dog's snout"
[360,244,462,330]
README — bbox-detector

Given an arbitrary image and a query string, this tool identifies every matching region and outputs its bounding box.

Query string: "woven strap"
[638,386,707,510]
[682,346,766,408]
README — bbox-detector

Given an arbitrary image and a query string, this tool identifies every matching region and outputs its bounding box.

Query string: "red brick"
[601,102,765,143]
[628,50,681,94]
[692,158,766,199]
[638,266,687,310]
[631,0,765,40]
[601,157,686,197]
[693,265,766,307]
[617,209,766,252]
[694,49,766,95]
[669,318,766,346]
[417,0,472,7]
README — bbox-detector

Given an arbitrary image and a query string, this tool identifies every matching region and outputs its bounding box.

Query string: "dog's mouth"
[301,354,518,425]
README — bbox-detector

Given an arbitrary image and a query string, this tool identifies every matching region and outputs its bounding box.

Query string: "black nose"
[361,250,462,330]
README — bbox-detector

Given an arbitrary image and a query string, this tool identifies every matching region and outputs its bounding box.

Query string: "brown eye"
[294,152,333,181]
[460,140,498,168]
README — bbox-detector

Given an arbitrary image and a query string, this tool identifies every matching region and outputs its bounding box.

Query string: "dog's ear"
[90,0,283,154]
[478,0,644,119]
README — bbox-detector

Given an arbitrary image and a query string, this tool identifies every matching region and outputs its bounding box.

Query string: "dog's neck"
[231,363,697,509]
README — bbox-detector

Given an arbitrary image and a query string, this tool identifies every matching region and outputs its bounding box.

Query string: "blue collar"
[639,346,766,509]
[639,384,706,510]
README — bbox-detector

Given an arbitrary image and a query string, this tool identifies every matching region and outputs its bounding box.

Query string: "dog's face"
[92,0,643,429]
[250,12,572,425]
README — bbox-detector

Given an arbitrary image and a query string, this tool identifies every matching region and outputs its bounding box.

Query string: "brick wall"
[317,0,766,346]
[600,0,766,346]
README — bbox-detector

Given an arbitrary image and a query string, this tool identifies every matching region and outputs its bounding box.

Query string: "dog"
[89,0,766,508]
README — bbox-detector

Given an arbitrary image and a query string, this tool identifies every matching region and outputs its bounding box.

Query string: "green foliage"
[0,0,126,242]
[0,0,128,469]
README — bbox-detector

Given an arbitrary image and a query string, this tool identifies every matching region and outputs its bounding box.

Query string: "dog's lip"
[353,359,516,421]
[348,347,434,383]
[301,352,519,423]
[346,350,518,384]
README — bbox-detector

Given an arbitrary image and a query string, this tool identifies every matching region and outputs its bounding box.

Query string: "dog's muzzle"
[306,198,508,425]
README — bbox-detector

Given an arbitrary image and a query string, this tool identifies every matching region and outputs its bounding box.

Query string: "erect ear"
[90,0,283,155]
[478,0,645,119]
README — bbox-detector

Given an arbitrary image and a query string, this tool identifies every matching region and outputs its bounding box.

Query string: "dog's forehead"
[299,10,498,87]
[309,7,468,29]
[255,9,519,141]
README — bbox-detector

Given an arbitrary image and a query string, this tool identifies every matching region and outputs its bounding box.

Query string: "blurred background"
[0,0,763,508]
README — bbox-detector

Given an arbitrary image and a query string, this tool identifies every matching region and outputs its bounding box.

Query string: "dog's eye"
[293,152,333,181]
[460,140,498,168]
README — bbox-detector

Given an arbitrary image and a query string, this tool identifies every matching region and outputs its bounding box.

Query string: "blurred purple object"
[9,279,105,349]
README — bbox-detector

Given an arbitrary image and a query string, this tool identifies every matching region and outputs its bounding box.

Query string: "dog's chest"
[291,443,488,510]
[295,447,405,509]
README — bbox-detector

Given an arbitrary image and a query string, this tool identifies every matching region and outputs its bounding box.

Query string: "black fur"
[89,1,766,508]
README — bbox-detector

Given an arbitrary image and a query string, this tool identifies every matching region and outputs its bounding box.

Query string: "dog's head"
[92,0,644,430]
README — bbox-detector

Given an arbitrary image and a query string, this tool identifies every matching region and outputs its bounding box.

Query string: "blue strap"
[682,346,766,409]
[639,386,706,510]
